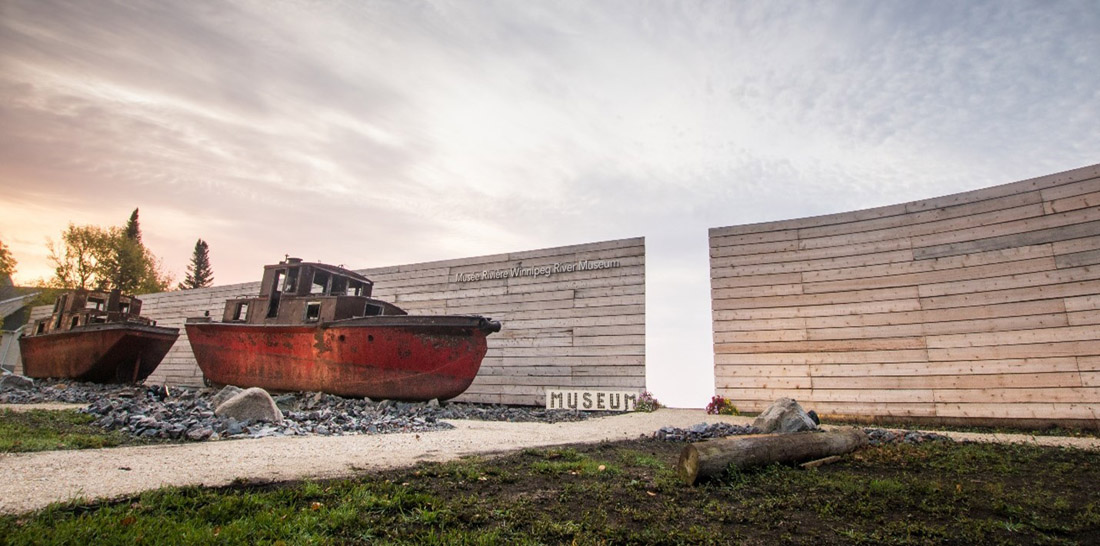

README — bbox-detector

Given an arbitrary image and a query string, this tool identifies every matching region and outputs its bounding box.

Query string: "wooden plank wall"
[0,332,20,373]
[24,237,645,406]
[365,237,645,405]
[710,164,1100,425]
[13,307,49,376]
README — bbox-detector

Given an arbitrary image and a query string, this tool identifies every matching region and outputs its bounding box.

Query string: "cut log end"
[678,444,700,485]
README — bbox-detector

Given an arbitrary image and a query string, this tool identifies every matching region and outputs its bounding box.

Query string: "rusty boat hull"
[185,315,498,401]
[19,323,180,383]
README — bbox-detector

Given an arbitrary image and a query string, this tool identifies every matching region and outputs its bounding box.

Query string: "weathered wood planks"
[710,163,1100,424]
[22,238,645,406]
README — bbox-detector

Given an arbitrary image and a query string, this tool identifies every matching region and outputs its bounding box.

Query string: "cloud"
[3,0,1098,272]
[1,0,1099,405]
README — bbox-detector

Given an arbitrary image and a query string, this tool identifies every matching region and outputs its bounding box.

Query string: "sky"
[1,0,1098,407]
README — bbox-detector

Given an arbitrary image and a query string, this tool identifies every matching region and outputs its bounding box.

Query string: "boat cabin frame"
[223,257,405,325]
[28,289,153,336]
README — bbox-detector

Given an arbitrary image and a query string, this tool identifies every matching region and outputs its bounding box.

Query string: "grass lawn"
[0,409,148,452]
[2,438,1097,545]
[821,418,1100,440]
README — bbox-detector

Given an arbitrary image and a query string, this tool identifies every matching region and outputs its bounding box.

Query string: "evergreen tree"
[106,230,147,292]
[111,208,148,292]
[0,238,16,285]
[107,207,172,293]
[125,208,141,242]
[179,239,214,289]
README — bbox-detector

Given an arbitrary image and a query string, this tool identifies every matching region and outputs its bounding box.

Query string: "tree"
[125,208,141,242]
[104,208,171,293]
[179,239,214,289]
[101,226,172,294]
[47,213,172,294]
[47,224,113,289]
[135,249,173,294]
[106,230,146,293]
[0,238,16,284]
[108,208,145,291]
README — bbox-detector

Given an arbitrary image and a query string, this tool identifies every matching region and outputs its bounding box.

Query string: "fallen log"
[677,428,868,485]
[800,455,844,469]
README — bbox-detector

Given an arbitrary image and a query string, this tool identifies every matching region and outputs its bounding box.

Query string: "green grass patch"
[530,448,622,478]
[0,409,143,452]
[821,417,1100,439]
[2,439,1098,544]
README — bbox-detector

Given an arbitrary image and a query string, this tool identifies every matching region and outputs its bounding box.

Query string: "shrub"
[634,391,661,412]
[705,395,739,416]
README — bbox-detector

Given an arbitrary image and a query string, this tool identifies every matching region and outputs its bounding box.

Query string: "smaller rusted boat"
[19,289,179,383]
[185,258,501,401]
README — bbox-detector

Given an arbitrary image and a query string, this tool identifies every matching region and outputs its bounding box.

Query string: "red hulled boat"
[185,258,501,401]
[19,290,179,383]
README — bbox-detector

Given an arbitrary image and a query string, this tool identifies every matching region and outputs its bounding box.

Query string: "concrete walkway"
[2,408,1098,515]
[933,430,1100,449]
[2,403,89,413]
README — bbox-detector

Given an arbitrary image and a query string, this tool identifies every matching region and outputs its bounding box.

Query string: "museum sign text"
[545,388,637,411]
[455,259,621,283]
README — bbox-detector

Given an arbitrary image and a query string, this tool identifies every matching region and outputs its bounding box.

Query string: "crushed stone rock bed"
[654,422,761,442]
[1,379,611,441]
[861,427,953,446]
[654,422,953,445]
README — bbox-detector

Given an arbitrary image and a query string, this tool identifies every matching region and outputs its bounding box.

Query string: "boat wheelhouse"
[219,258,405,325]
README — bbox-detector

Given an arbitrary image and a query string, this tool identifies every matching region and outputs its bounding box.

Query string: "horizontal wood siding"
[27,238,644,406]
[11,306,52,376]
[710,164,1100,424]
[368,238,646,405]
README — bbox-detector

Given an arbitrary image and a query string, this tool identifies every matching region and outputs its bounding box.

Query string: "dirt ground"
[2,408,1098,515]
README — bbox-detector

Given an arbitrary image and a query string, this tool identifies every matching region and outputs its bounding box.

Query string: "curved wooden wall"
[710,163,1100,425]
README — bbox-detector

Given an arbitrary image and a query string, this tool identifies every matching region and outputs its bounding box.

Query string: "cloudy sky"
[1,0,1098,406]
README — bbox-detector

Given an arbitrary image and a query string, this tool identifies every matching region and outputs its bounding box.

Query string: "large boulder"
[210,385,243,408]
[0,374,33,391]
[752,398,818,433]
[214,387,284,423]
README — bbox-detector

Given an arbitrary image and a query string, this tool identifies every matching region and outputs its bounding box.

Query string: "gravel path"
[3,408,1098,515]
[1,403,88,413]
[0,409,749,514]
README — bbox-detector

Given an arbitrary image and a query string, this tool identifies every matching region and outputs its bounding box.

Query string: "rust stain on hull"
[19,324,180,383]
[186,318,494,401]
